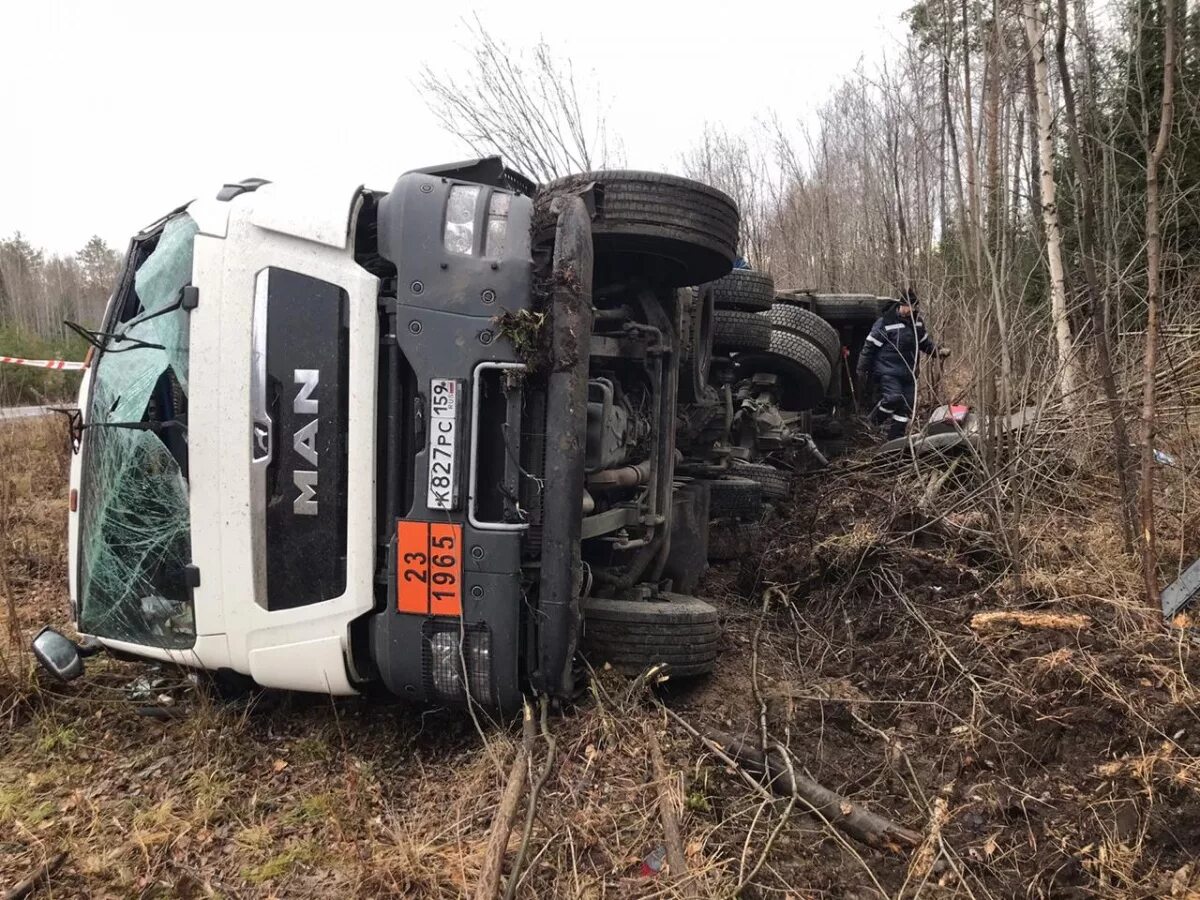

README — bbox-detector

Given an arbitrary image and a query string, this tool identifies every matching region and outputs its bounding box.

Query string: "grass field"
[3,414,1200,898]
[0,326,87,406]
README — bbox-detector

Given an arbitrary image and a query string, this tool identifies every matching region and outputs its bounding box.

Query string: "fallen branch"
[659,706,773,802]
[969,610,1091,632]
[473,702,534,900]
[703,727,921,853]
[907,782,954,881]
[4,851,67,900]
[644,721,688,879]
[502,696,556,900]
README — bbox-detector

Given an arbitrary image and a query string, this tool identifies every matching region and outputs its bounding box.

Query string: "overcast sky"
[1,0,910,254]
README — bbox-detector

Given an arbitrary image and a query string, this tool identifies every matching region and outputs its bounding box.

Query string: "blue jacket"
[858,302,936,381]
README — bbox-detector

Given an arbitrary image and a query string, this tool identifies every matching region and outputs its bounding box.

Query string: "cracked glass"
[78,213,198,648]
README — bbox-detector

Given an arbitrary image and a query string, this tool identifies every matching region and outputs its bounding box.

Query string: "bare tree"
[1054,0,1136,552]
[1139,0,1177,604]
[1024,0,1081,399]
[681,125,769,265]
[419,18,617,182]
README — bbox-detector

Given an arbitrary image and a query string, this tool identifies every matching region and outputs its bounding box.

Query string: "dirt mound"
[671,457,1200,896]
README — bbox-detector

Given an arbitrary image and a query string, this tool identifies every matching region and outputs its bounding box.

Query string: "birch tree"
[1139,0,1177,604]
[1023,0,1081,399]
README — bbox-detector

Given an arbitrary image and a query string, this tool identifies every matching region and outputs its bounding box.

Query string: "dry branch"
[702,726,921,853]
[644,721,688,879]
[4,851,67,900]
[473,704,534,900]
[908,783,953,882]
[969,610,1091,632]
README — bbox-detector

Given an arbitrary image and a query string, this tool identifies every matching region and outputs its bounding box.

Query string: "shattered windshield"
[78,213,198,649]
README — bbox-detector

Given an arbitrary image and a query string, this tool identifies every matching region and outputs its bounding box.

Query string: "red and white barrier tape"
[1,356,86,371]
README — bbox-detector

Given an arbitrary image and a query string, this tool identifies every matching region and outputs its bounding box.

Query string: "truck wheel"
[811,294,886,325]
[711,268,773,312]
[704,476,763,519]
[737,330,833,411]
[679,285,715,402]
[708,521,764,561]
[731,460,791,502]
[539,171,738,287]
[764,304,842,370]
[582,594,720,678]
[713,309,771,353]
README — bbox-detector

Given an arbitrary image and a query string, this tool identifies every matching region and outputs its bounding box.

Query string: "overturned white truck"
[34,159,848,711]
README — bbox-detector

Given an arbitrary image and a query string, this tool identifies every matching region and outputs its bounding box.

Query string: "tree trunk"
[961,0,983,275]
[1054,0,1137,553]
[1024,51,1043,234]
[984,0,1013,410]
[1024,0,1081,399]
[942,0,970,279]
[1140,0,1177,605]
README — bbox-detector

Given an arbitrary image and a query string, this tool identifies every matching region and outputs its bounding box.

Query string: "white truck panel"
[248,180,364,250]
[185,184,378,691]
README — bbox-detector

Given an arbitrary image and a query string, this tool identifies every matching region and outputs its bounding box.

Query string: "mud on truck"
[34,158,845,712]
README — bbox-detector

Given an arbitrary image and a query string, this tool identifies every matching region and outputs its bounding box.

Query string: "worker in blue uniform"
[856,290,949,439]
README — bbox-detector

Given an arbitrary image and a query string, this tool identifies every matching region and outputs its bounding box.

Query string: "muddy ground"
[4,415,1200,898]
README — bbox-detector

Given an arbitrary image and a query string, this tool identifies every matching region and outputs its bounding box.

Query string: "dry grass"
[4,410,1200,898]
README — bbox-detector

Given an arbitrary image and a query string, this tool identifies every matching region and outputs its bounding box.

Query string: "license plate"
[427,378,459,510]
[396,520,463,616]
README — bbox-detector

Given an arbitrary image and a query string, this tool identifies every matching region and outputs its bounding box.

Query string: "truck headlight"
[485,191,511,257]
[426,625,492,704]
[444,185,480,255]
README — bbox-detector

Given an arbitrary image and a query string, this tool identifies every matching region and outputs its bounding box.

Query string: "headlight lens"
[444,185,480,255]
[485,191,511,258]
[426,625,492,704]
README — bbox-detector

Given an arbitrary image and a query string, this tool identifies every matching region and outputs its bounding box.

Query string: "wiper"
[65,291,187,355]
[54,407,189,453]
[121,294,185,331]
[64,320,166,355]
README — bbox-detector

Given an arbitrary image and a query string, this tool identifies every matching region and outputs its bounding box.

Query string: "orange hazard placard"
[396,521,463,616]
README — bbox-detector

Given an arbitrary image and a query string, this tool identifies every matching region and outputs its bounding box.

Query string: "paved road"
[0,405,54,421]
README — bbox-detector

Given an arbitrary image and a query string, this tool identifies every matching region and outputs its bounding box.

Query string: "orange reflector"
[69,488,78,512]
[396,520,464,616]
[83,345,95,369]
[428,523,463,617]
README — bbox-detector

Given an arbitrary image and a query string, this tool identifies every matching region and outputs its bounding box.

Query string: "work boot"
[885,415,909,440]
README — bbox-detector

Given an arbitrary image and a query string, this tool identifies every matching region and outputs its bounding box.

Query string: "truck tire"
[708,521,764,561]
[811,294,886,325]
[764,304,842,370]
[582,594,720,678]
[711,268,773,312]
[774,289,815,309]
[539,171,738,287]
[705,476,763,519]
[679,285,715,402]
[731,460,791,502]
[713,309,771,353]
[737,330,833,411]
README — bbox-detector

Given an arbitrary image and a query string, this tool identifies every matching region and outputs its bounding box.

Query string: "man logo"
[293,369,319,515]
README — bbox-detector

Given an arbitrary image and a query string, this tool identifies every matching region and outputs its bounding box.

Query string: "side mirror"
[31,627,85,682]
